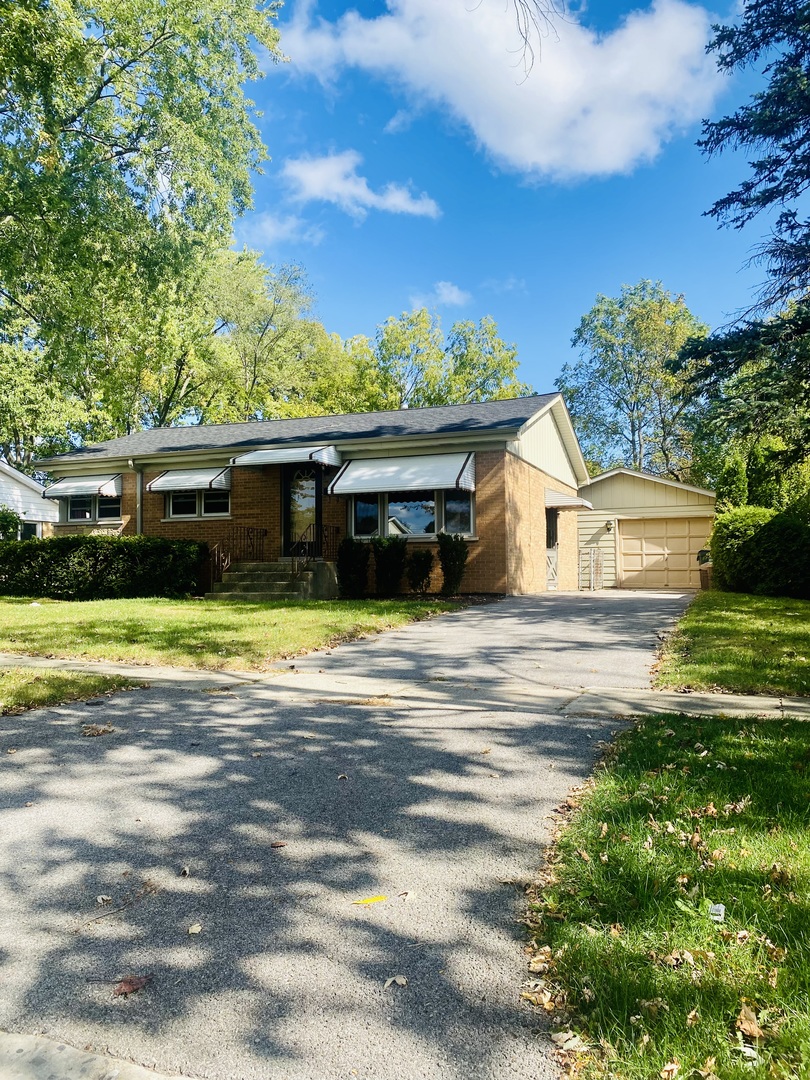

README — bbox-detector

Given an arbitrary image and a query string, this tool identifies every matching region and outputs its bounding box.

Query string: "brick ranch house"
[35,395,595,597]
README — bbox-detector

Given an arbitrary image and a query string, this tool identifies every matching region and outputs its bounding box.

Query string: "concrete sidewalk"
[0,651,263,689]
[0,1030,178,1080]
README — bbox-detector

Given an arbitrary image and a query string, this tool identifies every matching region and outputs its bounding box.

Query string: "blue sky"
[236,0,765,394]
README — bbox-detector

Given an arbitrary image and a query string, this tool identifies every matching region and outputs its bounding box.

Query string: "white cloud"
[410,280,472,308]
[281,0,721,180]
[282,149,441,219]
[483,274,528,294]
[384,108,415,134]
[239,211,325,251]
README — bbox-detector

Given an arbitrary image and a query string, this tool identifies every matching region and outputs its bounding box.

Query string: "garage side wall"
[505,452,578,593]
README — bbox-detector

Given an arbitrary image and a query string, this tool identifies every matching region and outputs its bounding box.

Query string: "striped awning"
[147,468,231,493]
[231,445,340,467]
[329,452,475,495]
[43,474,122,499]
[545,490,593,510]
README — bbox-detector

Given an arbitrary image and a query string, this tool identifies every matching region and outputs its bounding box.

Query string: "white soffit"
[147,467,231,493]
[545,490,593,510]
[329,453,475,495]
[231,445,341,467]
[43,474,122,499]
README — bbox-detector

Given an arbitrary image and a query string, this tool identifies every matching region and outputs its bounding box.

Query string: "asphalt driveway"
[0,591,691,1080]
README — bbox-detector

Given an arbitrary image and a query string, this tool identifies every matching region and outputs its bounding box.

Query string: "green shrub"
[437,533,469,596]
[406,548,434,595]
[710,506,775,592]
[744,496,810,599]
[336,537,370,599]
[371,536,408,597]
[0,535,206,600]
[0,505,23,541]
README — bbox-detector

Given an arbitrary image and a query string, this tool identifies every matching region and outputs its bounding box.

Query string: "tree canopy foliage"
[557,281,708,481]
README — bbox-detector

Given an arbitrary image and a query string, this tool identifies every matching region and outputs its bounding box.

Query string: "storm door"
[283,464,321,557]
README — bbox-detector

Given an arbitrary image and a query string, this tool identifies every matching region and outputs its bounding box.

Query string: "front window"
[354,494,380,536]
[170,490,198,517]
[445,492,472,535]
[387,490,436,536]
[167,489,230,518]
[97,496,122,519]
[351,490,474,538]
[68,495,92,521]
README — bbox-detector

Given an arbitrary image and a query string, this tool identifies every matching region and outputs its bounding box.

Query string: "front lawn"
[656,592,810,697]
[0,596,456,670]
[525,712,810,1080]
[0,667,141,714]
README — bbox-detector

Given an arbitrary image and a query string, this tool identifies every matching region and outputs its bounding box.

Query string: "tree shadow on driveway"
[0,680,614,1080]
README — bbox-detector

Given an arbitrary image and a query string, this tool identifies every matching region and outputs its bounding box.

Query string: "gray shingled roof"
[37,395,559,466]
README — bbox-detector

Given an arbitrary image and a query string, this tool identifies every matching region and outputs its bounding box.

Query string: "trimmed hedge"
[336,537,370,599]
[406,548,434,595]
[710,498,810,599]
[0,534,207,600]
[371,536,408,597]
[437,533,469,596]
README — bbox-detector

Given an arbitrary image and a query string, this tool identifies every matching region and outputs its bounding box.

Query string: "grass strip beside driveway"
[525,712,810,1080]
[656,592,810,697]
[0,667,141,714]
[0,596,456,670]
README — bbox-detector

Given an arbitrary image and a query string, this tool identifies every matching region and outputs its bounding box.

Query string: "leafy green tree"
[715,452,748,510]
[698,0,810,311]
[348,309,531,410]
[0,505,23,541]
[558,281,708,480]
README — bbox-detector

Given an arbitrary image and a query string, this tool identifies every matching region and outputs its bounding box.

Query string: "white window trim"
[64,494,123,524]
[350,490,475,539]
[163,489,231,521]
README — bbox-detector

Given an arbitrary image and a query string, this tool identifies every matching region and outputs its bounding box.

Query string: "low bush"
[437,533,469,596]
[0,534,206,600]
[709,506,775,592]
[371,536,408,597]
[406,548,434,595]
[336,537,370,599]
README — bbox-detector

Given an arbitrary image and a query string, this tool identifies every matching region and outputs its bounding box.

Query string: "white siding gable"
[0,464,58,523]
[508,410,579,489]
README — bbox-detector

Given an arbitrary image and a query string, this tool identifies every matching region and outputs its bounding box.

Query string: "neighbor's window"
[68,495,93,521]
[97,496,122,519]
[444,492,472,535]
[169,490,197,517]
[387,490,435,536]
[354,494,380,536]
[202,490,230,515]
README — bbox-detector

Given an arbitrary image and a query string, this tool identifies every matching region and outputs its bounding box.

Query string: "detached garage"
[577,469,715,589]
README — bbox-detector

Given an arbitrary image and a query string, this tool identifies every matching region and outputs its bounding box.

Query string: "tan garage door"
[619,517,711,588]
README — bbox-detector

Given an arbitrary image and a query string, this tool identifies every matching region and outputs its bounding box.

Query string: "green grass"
[656,592,810,697]
[0,666,141,714]
[525,713,810,1080]
[0,596,456,670]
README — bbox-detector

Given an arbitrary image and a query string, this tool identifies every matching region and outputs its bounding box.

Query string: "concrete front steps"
[205,560,338,601]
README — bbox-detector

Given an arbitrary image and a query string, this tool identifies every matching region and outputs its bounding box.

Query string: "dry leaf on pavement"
[188,923,202,935]
[353,895,387,905]
[270,841,287,849]
[82,723,114,737]
[113,974,152,997]
[96,895,112,905]
[384,975,407,989]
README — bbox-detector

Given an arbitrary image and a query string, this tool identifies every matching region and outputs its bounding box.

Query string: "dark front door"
[283,464,321,556]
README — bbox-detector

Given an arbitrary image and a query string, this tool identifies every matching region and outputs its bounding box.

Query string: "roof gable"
[581,468,715,499]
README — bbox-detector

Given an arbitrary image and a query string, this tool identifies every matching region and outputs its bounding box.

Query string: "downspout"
[128,459,143,535]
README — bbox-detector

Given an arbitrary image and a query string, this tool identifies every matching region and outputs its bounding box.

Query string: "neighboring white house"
[0,460,59,538]
[578,468,716,589]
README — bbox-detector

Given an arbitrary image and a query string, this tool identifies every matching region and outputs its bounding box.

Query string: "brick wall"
[504,452,580,593]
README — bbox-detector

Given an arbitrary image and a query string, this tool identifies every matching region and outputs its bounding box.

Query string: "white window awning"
[43,474,122,499]
[545,490,593,510]
[231,445,341,468]
[329,452,475,495]
[147,467,231,493]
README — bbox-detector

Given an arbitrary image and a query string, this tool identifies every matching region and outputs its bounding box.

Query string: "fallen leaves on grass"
[736,1002,765,1041]
[660,1060,679,1079]
[113,974,152,998]
[550,1030,588,1052]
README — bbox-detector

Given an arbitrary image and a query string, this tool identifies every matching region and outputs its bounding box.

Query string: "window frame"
[165,489,231,520]
[349,489,475,539]
[65,494,122,523]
